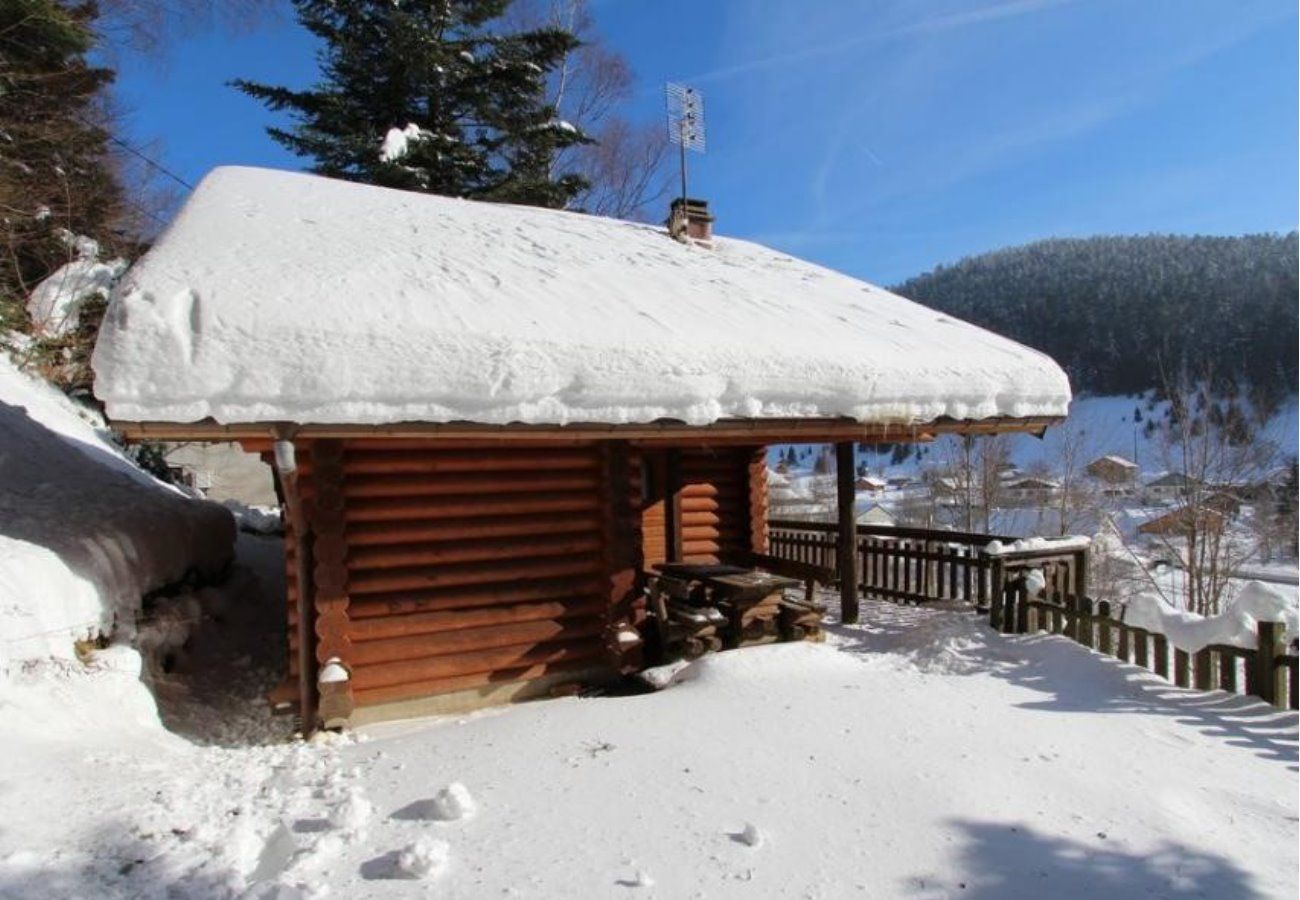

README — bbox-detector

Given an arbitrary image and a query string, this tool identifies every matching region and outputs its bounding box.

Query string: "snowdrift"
[0,356,234,669]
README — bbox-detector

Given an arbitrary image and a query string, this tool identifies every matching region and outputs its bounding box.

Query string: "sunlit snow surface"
[1,587,1294,899]
[91,167,1071,426]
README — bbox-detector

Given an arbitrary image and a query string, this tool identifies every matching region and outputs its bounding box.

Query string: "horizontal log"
[341,438,599,451]
[352,655,605,707]
[349,615,607,666]
[116,416,1059,445]
[342,448,598,475]
[681,540,721,555]
[679,484,746,499]
[348,553,602,596]
[349,597,606,642]
[351,635,605,690]
[344,471,600,499]
[346,512,602,547]
[680,511,722,528]
[349,575,605,618]
[347,532,601,571]
[345,492,599,523]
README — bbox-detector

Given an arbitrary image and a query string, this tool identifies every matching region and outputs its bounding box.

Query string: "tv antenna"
[666,83,706,208]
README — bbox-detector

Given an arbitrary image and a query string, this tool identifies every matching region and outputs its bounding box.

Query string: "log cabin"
[91,167,1073,728]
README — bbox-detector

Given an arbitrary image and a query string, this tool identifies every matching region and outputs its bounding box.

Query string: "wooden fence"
[997,582,1299,711]
[767,519,1298,712]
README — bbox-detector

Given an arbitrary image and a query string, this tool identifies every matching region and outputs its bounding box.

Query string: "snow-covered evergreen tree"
[233,0,590,208]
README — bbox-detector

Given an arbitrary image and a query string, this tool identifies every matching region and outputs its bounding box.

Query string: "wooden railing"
[767,520,1087,610]
[1000,586,1299,711]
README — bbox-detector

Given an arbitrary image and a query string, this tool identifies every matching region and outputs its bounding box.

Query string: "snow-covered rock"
[92,166,1072,427]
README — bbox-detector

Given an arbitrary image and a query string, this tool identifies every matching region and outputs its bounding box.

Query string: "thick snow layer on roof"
[92,166,1072,427]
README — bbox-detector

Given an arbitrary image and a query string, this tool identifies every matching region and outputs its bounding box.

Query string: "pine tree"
[1,0,122,320]
[233,0,590,208]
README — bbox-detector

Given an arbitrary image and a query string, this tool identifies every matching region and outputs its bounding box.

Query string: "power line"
[98,126,194,191]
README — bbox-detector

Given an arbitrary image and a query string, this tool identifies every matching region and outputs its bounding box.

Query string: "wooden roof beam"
[108,415,1061,445]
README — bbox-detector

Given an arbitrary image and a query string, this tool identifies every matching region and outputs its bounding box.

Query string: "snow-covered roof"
[1091,454,1138,469]
[91,167,1072,428]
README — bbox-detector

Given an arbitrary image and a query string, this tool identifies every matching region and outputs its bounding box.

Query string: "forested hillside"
[893,233,1298,402]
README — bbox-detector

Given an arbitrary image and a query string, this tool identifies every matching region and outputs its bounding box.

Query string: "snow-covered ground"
[2,544,1294,899]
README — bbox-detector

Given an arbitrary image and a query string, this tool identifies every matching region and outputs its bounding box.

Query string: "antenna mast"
[666,83,706,210]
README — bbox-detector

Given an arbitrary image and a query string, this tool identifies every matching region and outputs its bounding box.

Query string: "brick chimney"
[668,197,715,247]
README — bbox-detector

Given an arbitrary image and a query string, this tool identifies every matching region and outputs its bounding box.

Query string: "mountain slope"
[893,233,1298,401]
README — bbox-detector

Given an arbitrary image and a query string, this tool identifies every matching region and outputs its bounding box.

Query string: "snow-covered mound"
[0,356,235,668]
[1121,582,1298,653]
[91,166,1071,427]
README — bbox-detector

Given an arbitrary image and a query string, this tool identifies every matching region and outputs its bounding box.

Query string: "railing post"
[1153,634,1169,679]
[1249,621,1281,706]
[835,442,859,624]
[988,558,1006,630]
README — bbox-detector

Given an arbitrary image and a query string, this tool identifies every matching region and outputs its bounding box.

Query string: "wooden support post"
[1073,549,1088,602]
[1174,649,1190,688]
[665,449,682,563]
[835,442,859,624]
[1117,622,1130,662]
[1097,603,1112,656]
[272,436,317,735]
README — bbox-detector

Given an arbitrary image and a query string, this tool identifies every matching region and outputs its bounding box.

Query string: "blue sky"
[112,0,1298,285]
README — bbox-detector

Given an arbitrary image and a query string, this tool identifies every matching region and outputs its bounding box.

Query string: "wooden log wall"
[636,446,766,568]
[281,440,623,711]
[678,447,762,564]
